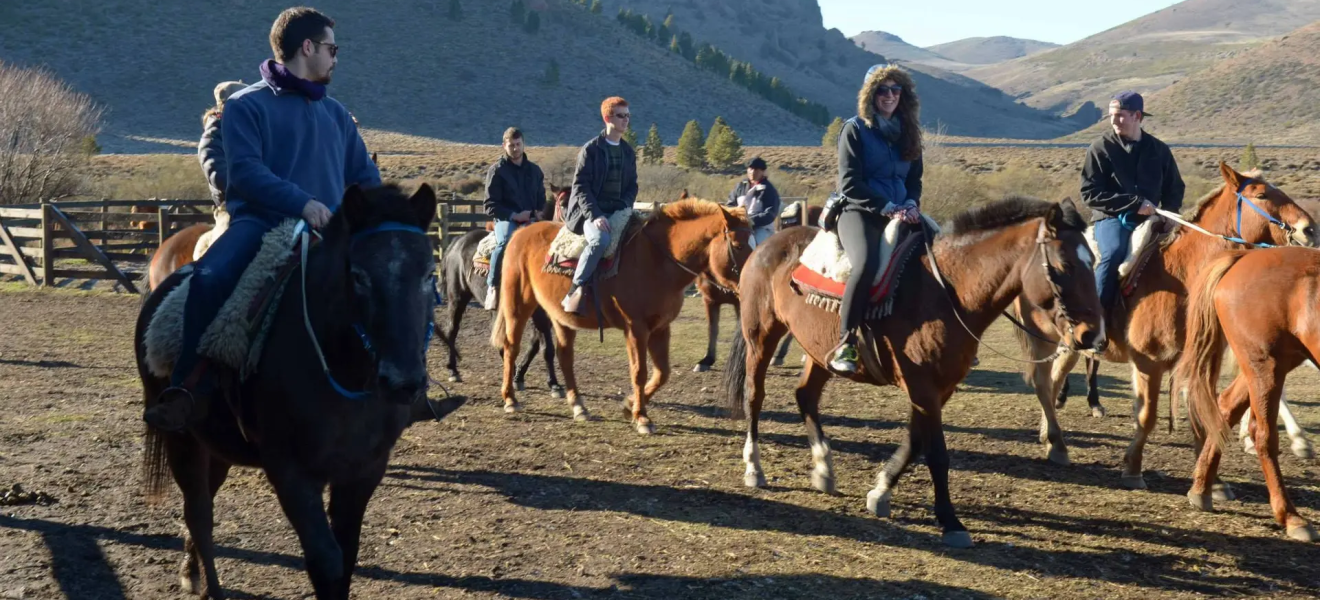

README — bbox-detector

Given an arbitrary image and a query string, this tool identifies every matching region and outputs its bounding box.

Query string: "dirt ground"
[1,287,1319,599]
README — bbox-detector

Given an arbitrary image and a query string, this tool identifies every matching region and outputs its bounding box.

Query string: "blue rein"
[1232,178,1291,248]
[306,220,435,400]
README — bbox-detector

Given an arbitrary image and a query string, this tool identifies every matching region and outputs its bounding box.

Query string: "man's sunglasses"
[312,41,338,57]
[612,113,632,120]
[875,85,903,97]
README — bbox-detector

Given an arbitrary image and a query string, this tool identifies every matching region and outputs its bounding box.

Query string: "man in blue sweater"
[145,6,381,431]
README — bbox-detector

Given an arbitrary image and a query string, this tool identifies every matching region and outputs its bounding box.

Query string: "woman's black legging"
[837,210,884,344]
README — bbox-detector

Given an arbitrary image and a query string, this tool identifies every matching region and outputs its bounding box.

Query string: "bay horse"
[1012,164,1316,479]
[693,203,822,372]
[148,223,210,290]
[138,184,466,599]
[491,199,753,433]
[724,197,1105,548]
[1176,247,1320,542]
[438,185,564,392]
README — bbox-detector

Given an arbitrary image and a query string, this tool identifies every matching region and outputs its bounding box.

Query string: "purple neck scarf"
[259,59,326,101]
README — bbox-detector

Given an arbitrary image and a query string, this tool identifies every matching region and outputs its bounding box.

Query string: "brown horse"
[147,224,210,290]
[1012,164,1316,481]
[693,203,823,372]
[1176,247,1320,542]
[724,197,1104,548]
[491,199,753,433]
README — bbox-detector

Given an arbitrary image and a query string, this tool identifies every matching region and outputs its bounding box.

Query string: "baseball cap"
[747,157,767,170]
[1110,91,1152,117]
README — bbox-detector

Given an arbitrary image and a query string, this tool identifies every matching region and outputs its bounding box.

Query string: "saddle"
[791,214,938,319]
[778,201,806,228]
[144,219,303,380]
[542,208,640,280]
[471,231,499,278]
[1084,217,1173,297]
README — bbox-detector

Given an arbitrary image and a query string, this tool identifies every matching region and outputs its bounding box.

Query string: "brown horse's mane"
[649,198,747,224]
[943,196,1081,237]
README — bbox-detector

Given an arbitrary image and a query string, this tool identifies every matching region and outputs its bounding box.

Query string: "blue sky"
[820,0,1184,47]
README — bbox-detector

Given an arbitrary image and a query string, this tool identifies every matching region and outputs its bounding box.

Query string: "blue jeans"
[751,225,773,248]
[1092,216,1135,310]
[486,220,517,290]
[170,217,276,389]
[571,217,611,288]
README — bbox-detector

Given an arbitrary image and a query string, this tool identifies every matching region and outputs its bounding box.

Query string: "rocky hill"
[851,31,958,68]
[0,0,829,152]
[926,36,1057,65]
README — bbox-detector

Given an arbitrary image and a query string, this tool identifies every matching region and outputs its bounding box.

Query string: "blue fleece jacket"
[221,79,380,223]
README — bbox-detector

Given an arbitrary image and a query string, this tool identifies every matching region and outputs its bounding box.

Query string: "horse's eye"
[1255,194,1268,200]
[352,270,370,290]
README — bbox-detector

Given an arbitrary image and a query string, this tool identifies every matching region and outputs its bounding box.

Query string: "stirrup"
[143,386,201,432]
[828,342,860,375]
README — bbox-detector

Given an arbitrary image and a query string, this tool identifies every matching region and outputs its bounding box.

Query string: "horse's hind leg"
[1032,341,1074,465]
[168,438,228,598]
[499,305,533,413]
[1279,390,1314,459]
[623,325,654,434]
[552,322,587,420]
[327,467,385,600]
[795,360,835,494]
[694,295,720,372]
[771,334,794,367]
[515,325,541,392]
[1085,356,1105,417]
[1189,375,1249,511]
[532,309,565,398]
[444,292,468,382]
[644,325,672,406]
[1121,363,1164,490]
[867,404,925,519]
[741,324,778,488]
[1246,368,1318,541]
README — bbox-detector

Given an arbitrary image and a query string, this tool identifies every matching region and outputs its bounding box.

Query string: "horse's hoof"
[1091,406,1107,419]
[1047,447,1071,466]
[1187,491,1214,512]
[447,373,462,383]
[1120,474,1147,490]
[1287,524,1320,543]
[1243,437,1257,455]
[550,385,567,399]
[503,402,521,414]
[634,419,655,435]
[179,574,198,595]
[571,405,590,421]
[1211,483,1236,502]
[866,489,890,518]
[942,530,974,549]
[692,363,712,373]
[810,471,836,495]
[1292,439,1315,460]
[744,471,767,488]
[515,381,526,392]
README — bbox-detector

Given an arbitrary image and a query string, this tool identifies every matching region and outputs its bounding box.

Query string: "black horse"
[437,190,564,397]
[137,184,465,600]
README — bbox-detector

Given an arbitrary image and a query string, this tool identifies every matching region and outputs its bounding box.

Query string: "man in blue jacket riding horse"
[144,6,381,431]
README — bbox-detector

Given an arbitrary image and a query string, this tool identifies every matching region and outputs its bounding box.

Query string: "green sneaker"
[829,343,860,374]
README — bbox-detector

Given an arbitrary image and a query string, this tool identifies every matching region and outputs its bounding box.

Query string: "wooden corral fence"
[0,199,214,293]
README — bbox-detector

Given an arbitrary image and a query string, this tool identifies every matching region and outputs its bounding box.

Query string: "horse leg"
[919,395,973,548]
[499,305,531,414]
[1032,340,1074,465]
[533,310,565,398]
[1279,389,1315,459]
[623,325,654,434]
[444,294,468,383]
[1246,369,1318,541]
[1121,363,1164,489]
[694,296,719,372]
[771,334,794,367]
[169,438,228,598]
[552,322,587,420]
[1085,357,1105,417]
[867,406,924,519]
[741,326,776,488]
[327,468,385,599]
[795,361,836,494]
[266,462,344,598]
[1051,351,1077,410]
[515,325,540,392]
[1189,376,1249,511]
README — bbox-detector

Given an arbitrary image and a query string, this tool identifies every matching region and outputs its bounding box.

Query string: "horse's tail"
[1174,251,1246,453]
[141,426,170,504]
[490,304,507,349]
[722,327,748,420]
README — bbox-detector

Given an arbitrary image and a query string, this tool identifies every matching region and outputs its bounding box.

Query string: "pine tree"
[447,0,463,21]
[676,120,706,169]
[543,59,560,87]
[822,117,844,148]
[622,126,638,148]
[705,117,743,170]
[524,10,540,33]
[590,0,602,14]
[510,0,525,24]
[1240,142,1260,172]
[643,123,664,165]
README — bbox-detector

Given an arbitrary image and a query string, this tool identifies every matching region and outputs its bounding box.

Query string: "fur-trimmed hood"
[856,64,922,161]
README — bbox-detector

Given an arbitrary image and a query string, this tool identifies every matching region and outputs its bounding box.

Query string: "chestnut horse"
[693,203,822,372]
[1176,247,1320,542]
[724,197,1105,548]
[1012,164,1316,480]
[491,199,753,433]
[148,224,210,290]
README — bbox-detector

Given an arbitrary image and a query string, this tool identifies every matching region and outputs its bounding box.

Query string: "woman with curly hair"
[829,64,924,374]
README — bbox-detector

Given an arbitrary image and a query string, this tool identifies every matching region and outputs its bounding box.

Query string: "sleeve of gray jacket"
[198,114,226,206]
[1080,143,1140,218]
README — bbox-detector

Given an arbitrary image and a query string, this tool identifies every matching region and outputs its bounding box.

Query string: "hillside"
[967,0,1320,115]
[0,0,826,152]
[601,0,1080,139]
[850,31,957,67]
[1067,21,1320,145]
[926,37,1057,65]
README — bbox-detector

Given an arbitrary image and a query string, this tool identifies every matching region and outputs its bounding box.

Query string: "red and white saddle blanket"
[471,231,498,276]
[542,209,638,279]
[791,215,936,319]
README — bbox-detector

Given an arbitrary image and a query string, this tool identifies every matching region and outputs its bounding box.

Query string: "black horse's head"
[324,183,438,403]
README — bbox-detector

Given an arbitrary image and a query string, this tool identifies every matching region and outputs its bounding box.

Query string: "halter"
[299,220,435,400]
[1233,178,1293,248]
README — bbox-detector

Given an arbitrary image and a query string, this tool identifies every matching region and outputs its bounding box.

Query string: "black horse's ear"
[341,185,370,230]
[411,183,437,229]
[1058,197,1084,230]
[1044,201,1065,237]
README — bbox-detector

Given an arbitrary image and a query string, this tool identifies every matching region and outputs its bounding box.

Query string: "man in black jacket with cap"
[726,156,781,247]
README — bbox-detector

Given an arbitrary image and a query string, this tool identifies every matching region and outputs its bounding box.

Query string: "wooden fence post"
[158,207,171,248]
[41,203,54,287]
